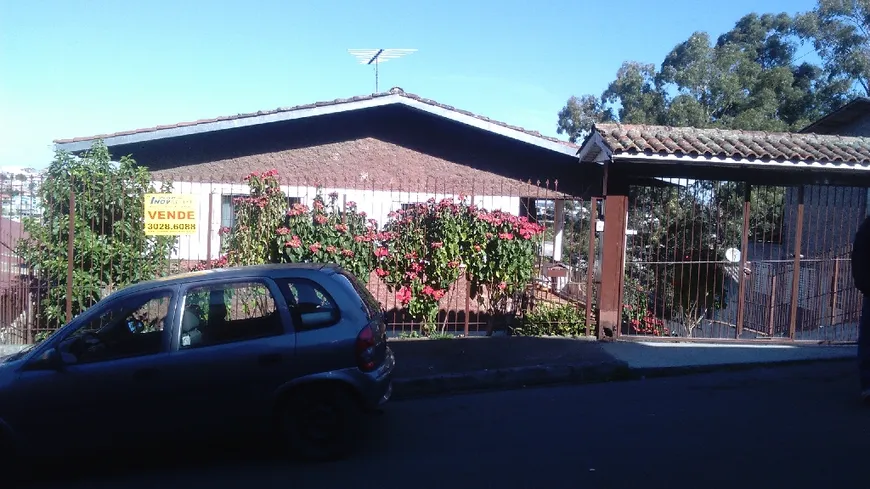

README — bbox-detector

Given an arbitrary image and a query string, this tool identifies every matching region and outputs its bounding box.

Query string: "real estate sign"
[143,193,197,236]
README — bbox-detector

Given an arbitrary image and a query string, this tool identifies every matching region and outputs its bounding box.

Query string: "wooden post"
[598,162,629,339]
[788,185,805,340]
[586,197,598,338]
[736,183,751,337]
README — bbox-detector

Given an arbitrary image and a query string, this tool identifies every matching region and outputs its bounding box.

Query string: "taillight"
[355,325,377,372]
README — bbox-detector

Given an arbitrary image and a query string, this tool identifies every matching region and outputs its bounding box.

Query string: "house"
[53,88,636,334]
[53,87,612,265]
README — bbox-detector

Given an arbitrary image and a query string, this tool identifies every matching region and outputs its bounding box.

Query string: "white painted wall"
[155,181,521,261]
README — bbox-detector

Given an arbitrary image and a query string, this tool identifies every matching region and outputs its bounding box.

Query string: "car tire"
[278,384,362,462]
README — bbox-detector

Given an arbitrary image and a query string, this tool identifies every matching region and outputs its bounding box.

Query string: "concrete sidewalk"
[388,336,857,399]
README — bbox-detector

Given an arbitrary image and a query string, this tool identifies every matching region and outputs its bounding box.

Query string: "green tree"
[17,141,176,331]
[557,13,849,141]
[795,0,870,95]
[556,13,840,333]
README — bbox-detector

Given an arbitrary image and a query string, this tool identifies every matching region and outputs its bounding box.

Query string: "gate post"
[598,162,629,339]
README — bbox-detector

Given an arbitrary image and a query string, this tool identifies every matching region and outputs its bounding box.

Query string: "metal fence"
[2,171,863,344]
[622,179,863,342]
[0,172,600,343]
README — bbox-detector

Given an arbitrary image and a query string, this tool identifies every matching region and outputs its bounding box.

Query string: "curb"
[391,356,856,400]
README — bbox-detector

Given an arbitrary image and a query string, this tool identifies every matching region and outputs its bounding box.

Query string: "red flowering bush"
[217,169,288,266]
[276,189,378,282]
[377,196,545,334]
[377,197,474,333]
[196,171,378,283]
[464,208,545,320]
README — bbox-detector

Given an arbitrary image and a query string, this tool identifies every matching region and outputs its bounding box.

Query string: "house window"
[221,194,301,231]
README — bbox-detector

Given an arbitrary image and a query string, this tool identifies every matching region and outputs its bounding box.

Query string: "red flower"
[314,200,325,211]
[447,260,460,269]
[396,286,412,305]
[375,267,388,277]
[309,242,321,253]
[341,249,354,257]
[431,242,443,249]
[218,226,231,236]
[326,245,337,254]
[335,223,349,233]
[473,245,482,252]
[497,281,507,291]
[276,226,291,235]
[374,247,390,258]
[285,236,302,248]
[314,215,328,225]
[498,232,514,240]
[432,289,446,300]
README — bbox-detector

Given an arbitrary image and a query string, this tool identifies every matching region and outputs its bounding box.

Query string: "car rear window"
[333,271,382,320]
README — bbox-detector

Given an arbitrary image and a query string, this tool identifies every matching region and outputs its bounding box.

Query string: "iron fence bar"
[736,183,751,337]
[66,180,75,324]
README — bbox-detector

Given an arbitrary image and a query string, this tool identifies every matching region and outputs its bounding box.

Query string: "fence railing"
[622,180,863,342]
[0,172,600,343]
[1,172,863,344]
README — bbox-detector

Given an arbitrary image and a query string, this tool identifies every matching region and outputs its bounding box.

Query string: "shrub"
[377,196,545,335]
[515,303,586,337]
[17,141,176,329]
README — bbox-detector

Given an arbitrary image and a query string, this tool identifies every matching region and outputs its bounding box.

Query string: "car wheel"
[278,384,362,462]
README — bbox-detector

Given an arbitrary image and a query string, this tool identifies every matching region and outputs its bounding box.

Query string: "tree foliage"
[557,12,852,143]
[796,0,870,95]
[17,141,176,330]
[554,11,856,332]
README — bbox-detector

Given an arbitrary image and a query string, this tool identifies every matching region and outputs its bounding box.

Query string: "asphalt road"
[28,361,870,489]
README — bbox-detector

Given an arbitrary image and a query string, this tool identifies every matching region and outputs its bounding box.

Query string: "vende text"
[147,211,195,220]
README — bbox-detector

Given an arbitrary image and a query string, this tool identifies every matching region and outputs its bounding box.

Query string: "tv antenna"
[348,48,417,92]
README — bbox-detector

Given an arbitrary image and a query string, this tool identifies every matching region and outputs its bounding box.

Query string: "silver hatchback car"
[0,263,394,466]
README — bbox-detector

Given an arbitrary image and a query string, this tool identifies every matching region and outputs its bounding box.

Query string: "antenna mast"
[348,48,417,92]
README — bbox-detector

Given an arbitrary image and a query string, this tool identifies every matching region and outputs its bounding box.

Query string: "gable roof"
[53,87,578,157]
[800,97,870,135]
[578,123,870,170]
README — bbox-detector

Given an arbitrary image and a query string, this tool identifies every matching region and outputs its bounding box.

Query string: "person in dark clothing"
[851,215,870,404]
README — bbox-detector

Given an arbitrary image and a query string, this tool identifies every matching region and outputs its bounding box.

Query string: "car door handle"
[258,353,282,366]
[133,368,160,381]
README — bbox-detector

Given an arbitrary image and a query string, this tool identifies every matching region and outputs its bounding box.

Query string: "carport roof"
[579,123,870,171]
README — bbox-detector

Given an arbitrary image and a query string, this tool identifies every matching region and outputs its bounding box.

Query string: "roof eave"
[53,95,579,157]
[610,152,870,172]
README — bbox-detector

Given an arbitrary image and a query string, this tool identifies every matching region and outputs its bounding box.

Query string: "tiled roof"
[54,87,578,149]
[591,123,870,164]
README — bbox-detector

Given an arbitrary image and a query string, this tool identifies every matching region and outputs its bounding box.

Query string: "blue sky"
[0,0,818,169]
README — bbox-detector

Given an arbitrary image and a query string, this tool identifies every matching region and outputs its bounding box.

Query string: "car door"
[7,286,178,454]
[157,276,296,439]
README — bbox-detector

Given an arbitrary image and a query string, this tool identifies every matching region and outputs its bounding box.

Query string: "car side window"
[57,291,172,364]
[179,280,283,349]
[275,278,340,331]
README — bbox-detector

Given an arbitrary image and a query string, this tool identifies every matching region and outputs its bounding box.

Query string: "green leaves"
[16,141,176,330]
[557,8,854,143]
